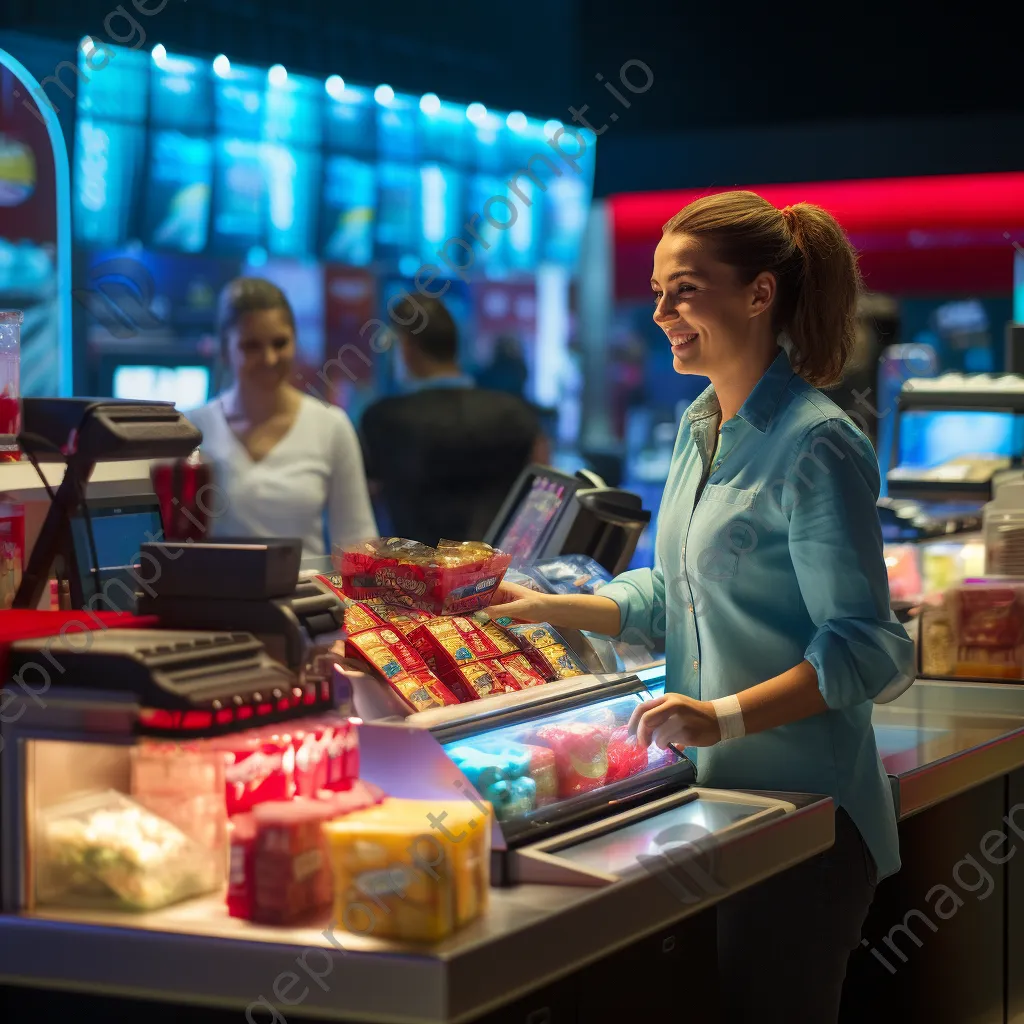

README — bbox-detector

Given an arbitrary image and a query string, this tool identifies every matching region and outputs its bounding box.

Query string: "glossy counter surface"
[0,794,833,1023]
[872,679,1024,818]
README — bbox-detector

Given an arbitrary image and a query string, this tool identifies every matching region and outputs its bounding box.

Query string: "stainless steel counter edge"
[0,796,834,1024]
[881,678,1024,820]
[893,728,1024,819]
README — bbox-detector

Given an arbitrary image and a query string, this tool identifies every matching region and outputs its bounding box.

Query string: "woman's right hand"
[485,580,552,623]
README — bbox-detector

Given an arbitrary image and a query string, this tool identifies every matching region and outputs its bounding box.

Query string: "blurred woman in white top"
[189,277,377,558]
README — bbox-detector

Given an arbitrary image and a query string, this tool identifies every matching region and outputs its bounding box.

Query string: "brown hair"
[391,296,458,363]
[662,190,861,387]
[216,277,296,355]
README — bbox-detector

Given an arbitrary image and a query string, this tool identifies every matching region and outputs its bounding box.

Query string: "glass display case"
[356,670,806,885]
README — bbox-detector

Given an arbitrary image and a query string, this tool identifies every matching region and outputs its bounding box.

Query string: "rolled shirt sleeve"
[786,419,915,709]
[599,565,668,647]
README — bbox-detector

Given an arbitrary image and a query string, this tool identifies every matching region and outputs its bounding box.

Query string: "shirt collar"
[686,347,795,434]
[406,373,475,392]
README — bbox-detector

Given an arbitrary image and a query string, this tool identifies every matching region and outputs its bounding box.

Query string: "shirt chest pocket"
[690,484,761,582]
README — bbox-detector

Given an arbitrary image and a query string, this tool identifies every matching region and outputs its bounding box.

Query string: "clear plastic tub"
[36,789,221,911]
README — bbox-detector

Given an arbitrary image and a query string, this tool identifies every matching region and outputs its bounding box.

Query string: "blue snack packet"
[527,555,613,595]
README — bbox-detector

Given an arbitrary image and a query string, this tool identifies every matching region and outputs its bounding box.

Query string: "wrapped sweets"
[204,730,296,816]
[230,779,386,920]
[497,652,548,689]
[509,623,587,680]
[524,744,558,804]
[346,628,459,712]
[447,739,557,819]
[407,618,520,700]
[604,726,651,783]
[323,797,491,942]
[531,722,610,797]
[368,601,434,637]
[470,611,525,655]
[249,799,337,925]
[336,537,511,615]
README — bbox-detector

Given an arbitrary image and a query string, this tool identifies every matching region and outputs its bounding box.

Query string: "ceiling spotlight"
[151,43,167,66]
[506,110,527,132]
[268,64,288,87]
[419,92,441,115]
[212,54,231,78]
[374,83,394,106]
[325,75,345,100]
[466,102,488,125]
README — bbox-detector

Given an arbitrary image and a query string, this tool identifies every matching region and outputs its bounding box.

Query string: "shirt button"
[687,603,694,614]
[692,659,699,671]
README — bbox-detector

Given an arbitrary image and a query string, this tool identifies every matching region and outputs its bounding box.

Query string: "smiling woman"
[488,189,913,1022]
[188,277,377,558]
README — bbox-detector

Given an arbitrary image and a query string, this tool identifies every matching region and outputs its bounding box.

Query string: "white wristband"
[711,694,745,741]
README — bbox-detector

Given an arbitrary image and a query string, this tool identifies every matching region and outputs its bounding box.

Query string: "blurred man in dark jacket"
[361,298,546,545]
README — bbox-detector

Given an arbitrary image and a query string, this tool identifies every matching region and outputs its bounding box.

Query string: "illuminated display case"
[354,667,804,885]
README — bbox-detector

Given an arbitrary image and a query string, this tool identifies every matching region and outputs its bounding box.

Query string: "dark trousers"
[717,810,877,1023]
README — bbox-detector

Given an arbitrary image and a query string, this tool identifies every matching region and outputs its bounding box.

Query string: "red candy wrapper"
[604,726,651,783]
[336,537,511,615]
[347,627,459,712]
[499,652,548,689]
[408,618,524,701]
[532,722,610,797]
[207,731,297,816]
[250,799,335,925]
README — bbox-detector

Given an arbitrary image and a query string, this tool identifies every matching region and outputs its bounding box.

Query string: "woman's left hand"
[628,693,722,749]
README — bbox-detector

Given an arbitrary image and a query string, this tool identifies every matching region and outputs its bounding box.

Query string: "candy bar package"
[250,799,336,925]
[524,555,613,596]
[369,601,434,636]
[498,652,548,689]
[323,797,491,941]
[204,730,297,816]
[346,627,459,712]
[919,579,1024,680]
[336,537,511,615]
[408,617,501,671]
[470,611,524,655]
[408,619,523,700]
[510,623,587,680]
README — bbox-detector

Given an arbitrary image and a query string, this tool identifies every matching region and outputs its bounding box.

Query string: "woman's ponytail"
[782,203,861,388]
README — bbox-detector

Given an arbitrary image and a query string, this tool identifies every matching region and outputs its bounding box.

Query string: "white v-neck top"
[189,394,377,558]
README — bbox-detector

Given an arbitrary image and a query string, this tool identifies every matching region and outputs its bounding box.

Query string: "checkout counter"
[0,412,832,1023]
[3,401,1024,1023]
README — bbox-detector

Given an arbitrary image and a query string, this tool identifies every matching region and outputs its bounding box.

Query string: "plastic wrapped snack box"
[37,790,221,911]
[919,579,1024,680]
[323,797,491,942]
[336,538,512,615]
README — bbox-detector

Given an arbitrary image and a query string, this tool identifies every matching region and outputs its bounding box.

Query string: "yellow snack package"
[323,797,491,942]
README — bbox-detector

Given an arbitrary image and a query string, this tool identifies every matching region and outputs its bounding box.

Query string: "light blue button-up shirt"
[601,348,913,880]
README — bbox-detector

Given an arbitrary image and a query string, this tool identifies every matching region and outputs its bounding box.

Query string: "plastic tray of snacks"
[336,538,512,615]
